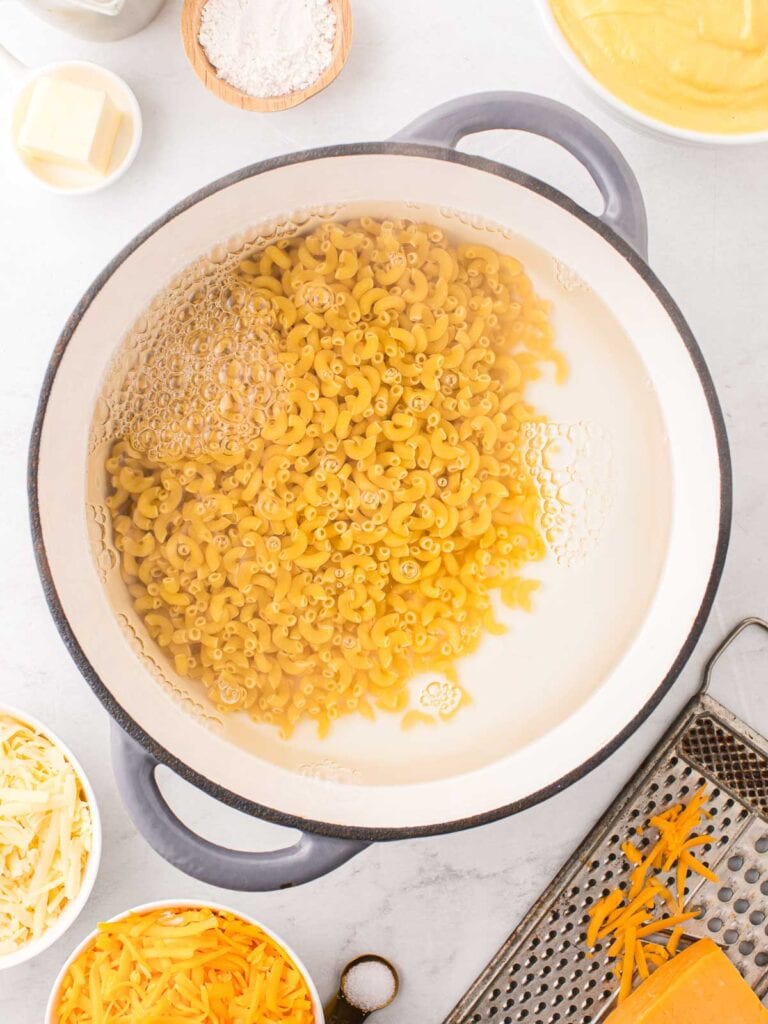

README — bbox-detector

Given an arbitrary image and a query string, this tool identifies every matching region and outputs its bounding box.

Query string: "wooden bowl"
[181,0,352,112]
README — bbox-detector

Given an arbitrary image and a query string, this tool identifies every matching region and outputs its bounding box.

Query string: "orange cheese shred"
[586,785,719,1004]
[54,907,315,1024]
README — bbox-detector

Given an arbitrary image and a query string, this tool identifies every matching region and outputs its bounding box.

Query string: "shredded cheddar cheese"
[54,906,316,1023]
[0,714,92,956]
[587,785,718,1002]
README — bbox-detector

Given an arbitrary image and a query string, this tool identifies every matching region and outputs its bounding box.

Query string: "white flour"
[199,0,336,99]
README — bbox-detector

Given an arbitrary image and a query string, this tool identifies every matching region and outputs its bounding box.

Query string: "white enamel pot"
[29,93,730,890]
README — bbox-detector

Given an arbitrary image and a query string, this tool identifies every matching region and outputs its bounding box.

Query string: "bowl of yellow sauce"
[540,0,768,144]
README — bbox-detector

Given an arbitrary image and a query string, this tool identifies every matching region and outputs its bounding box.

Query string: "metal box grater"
[443,618,768,1024]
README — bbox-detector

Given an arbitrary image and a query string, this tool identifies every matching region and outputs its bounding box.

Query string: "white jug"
[3,0,166,41]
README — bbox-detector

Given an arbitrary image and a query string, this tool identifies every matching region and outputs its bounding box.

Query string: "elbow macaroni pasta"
[105,217,563,737]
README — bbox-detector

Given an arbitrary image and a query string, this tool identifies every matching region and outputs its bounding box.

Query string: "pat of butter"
[18,76,121,176]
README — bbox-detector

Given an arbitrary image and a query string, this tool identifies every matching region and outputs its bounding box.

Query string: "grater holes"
[451,730,768,1024]
[729,855,745,871]
[719,887,734,902]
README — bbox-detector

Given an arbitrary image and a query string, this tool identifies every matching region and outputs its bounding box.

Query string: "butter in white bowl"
[18,76,122,176]
[10,61,142,194]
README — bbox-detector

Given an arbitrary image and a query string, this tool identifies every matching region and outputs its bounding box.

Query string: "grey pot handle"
[394,92,648,258]
[111,726,368,891]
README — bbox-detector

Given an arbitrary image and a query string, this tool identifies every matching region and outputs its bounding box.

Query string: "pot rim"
[28,141,732,842]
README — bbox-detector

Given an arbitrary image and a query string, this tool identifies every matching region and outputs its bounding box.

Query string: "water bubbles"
[521,421,615,567]
[298,281,334,312]
[399,559,420,581]
[217,682,244,706]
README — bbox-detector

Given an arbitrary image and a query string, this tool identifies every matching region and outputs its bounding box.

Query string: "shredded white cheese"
[0,715,92,956]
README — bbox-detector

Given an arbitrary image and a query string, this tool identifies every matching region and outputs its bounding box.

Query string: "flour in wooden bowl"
[199,0,336,99]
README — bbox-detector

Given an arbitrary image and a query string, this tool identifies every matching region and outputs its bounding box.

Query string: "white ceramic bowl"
[536,0,768,147]
[0,703,101,971]
[45,900,324,1023]
[9,60,143,195]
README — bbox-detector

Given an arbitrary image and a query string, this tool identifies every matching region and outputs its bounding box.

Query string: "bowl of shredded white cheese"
[0,704,101,969]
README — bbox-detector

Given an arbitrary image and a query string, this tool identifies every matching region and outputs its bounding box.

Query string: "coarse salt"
[199,0,337,99]
[342,958,397,1012]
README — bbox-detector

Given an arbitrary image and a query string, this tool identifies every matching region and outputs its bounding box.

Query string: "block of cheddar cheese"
[606,938,768,1023]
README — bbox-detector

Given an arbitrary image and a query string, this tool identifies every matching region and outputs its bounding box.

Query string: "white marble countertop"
[1,2,768,1020]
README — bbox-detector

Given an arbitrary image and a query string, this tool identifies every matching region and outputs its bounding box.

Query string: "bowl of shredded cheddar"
[539,0,768,143]
[46,901,323,1024]
[0,705,100,970]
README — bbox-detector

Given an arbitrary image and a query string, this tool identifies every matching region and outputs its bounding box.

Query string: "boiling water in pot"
[87,202,672,784]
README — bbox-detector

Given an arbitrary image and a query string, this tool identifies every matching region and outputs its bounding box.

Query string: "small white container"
[0,703,102,971]
[536,0,768,147]
[5,54,143,195]
[10,0,167,43]
[45,900,325,1023]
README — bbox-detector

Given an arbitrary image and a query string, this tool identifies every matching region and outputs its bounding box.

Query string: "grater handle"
[702,617,768,694]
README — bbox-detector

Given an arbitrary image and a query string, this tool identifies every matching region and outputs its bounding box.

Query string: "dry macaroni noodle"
[105,218,563,737]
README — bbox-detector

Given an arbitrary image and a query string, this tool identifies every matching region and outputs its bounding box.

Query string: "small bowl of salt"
[325,954,399,1022]
[181,0,352,111]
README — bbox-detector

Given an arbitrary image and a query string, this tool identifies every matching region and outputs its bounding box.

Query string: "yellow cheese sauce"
[549,0,768,134]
